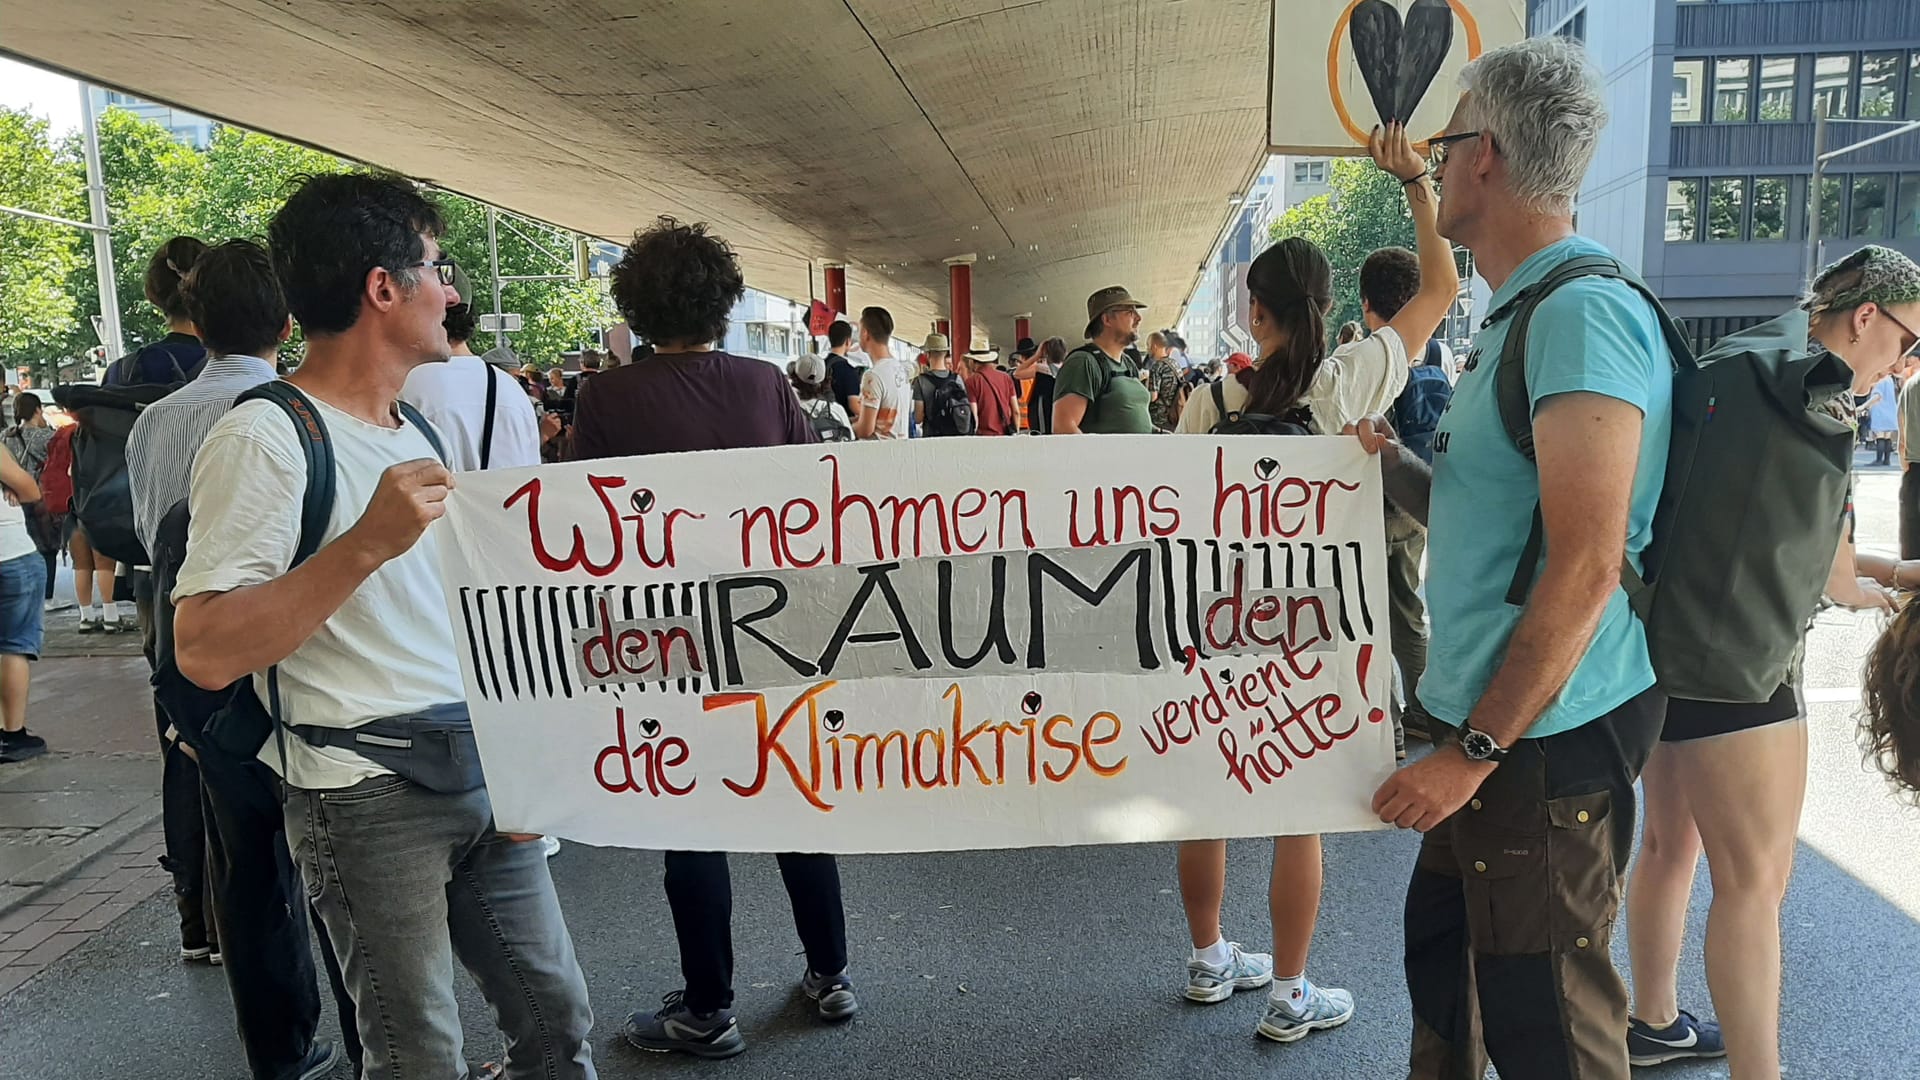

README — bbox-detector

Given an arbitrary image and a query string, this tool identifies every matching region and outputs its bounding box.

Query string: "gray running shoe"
[1185,942,1274,1003]
[624,992,746,1059]
[1256,979,1355,1043]
[801,968,858,1021]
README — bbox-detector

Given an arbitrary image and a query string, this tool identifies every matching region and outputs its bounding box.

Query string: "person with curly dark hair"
[569,217,817,460]
[567,218,849,1060]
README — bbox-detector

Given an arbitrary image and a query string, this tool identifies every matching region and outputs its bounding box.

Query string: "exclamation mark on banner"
[1356,644,1385,725]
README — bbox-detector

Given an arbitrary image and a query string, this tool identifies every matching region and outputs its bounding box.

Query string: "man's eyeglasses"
[1427,131,1486,172]
[403,258,458,286]
[1881,307,1920,358]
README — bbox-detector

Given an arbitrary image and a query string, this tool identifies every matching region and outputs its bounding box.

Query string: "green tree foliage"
[1267,158,1417,334]
[0,106,610,375]
[0,109,85,369]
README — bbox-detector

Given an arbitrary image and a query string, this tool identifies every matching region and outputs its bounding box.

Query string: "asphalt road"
[2,468,1916,1080]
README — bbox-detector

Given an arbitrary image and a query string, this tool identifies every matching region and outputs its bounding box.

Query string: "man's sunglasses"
[1427,131,1491,172]
[403,257,458,286]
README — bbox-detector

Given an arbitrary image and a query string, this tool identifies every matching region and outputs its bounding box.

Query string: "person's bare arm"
[1828,518,1895,610]
[1373,123,1460,358]
[1350,414,1430,526]
[1053,394,1088,435]
[0,444,39,504]
[1463,392,1645,746]
[174,460,453,689]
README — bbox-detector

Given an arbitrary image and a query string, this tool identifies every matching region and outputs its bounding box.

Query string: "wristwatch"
[1457,723,1509,764]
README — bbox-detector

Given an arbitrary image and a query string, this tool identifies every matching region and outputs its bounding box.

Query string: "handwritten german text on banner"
[435,436,1395,852]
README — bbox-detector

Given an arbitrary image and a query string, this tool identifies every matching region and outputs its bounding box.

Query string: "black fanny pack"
[291,703,484,794]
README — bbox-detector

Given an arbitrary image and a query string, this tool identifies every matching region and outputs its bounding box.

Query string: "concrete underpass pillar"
[823,264,847,319]
[1014,313,1032,347]
[946,256,975,352]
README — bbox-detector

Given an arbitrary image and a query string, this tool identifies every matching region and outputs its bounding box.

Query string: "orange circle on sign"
[1324,0,1484,149]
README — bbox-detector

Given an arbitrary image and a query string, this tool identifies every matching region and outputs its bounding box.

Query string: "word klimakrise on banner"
[435,436,1396,852]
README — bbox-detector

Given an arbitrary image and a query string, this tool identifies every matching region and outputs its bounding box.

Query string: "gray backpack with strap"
[1495,254,1854,704]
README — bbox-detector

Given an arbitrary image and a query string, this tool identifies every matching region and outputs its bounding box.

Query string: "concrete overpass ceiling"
[5,0,1274,345]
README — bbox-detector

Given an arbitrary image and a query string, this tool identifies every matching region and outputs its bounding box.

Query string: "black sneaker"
[75,618,104,635]
[801,967,859,1022]
[623,991,746,1059]
[0,729,47,764]
[1628,1010,1726,1066]
[295,1039,338,1080]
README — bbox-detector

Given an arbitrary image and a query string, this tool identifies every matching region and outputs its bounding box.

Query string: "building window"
[1851,174,1891,238]
[1707,178,1746,240]
[1758,57,1797,122]
[1555,10,1586,42]
[1293,161,1325,184]
[1910,54,1920,119]
[1860,53,1901,119]
[1672,59,1706,124]
[1897,175,1920,239]
[1819,176,1844,238]
[1713,58,1752,122]
[1666,180,1699,242]
[1752,177,1789,240]
[1814,54,1852,119]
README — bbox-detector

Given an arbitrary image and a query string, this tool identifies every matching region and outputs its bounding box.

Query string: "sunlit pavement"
[1,471,1914,1079]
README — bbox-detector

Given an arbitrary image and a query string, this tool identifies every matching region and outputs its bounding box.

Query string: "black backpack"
[804,399,854,442]
[53,381,182,565]
[150,381,447,759]
[921,373,976,437]
[1494,255,1854,704]
[1207,379,1314,436]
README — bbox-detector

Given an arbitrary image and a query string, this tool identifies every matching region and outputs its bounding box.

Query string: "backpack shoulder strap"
[1493,254,1694,463]
[1493,255,1690,607]
[236,380,336,569]
[1212,379,1229,422]
[479,362,499,469]
[397,399,449,466]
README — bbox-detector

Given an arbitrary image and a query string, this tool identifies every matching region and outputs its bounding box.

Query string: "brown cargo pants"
[1404,685,1665,1080]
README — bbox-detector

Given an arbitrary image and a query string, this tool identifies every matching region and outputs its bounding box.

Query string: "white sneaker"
[1256,979,1355,1042]
[542,835,562,858]
[1185,942,1273,1003]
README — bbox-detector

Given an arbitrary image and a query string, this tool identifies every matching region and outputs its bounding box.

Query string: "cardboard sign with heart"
[1266,0,1525,155]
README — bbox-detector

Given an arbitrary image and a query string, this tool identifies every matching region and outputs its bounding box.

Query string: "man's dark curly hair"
[609,217,744,348]
[1359,247,1420,322]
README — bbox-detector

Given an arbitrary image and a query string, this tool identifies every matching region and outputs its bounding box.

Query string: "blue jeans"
[0,550,46,658]
[285,775,595,1080]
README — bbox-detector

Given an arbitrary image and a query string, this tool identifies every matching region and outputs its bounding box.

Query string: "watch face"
[1463,731,1495,759]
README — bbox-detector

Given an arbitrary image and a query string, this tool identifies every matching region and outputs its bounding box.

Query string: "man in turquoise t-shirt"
[1357,39,1678,1080]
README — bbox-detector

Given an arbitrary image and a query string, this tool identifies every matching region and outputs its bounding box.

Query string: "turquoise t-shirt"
[1420,236,1674,739]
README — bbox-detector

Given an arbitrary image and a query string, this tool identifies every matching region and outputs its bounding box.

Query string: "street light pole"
[487,204,505,352]
[78,84,123,361]
[1802,114,1920,289]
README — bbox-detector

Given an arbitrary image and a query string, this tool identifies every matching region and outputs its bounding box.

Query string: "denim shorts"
[0,551,48,659]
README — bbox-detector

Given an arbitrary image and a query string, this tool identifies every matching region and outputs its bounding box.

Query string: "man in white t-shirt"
[851,306,913,440]
[171,173,595,1080]
[400,262,558,471]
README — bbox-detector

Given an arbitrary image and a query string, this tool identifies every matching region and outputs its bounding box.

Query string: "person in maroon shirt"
[573,218,847,1062]
[960,346,1020,435]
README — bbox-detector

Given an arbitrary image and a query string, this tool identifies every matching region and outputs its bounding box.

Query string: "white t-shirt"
[172,394,467,790]
[1177,328,1411,435]
[0,499,32,563]
[400,355,541,472]
[859,352,914,440]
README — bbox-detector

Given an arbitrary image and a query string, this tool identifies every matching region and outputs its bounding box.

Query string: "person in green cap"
[1052,286,1152,434]
[1628,242,1920,1080]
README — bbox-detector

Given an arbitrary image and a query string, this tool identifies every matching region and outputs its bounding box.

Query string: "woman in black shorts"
[1625,245,1920,1079]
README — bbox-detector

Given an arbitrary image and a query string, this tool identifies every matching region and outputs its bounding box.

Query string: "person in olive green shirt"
[1053,286,1153,434]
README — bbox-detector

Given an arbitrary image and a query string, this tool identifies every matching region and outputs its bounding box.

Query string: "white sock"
[102,600,120,621]
[1270,972,1307,1006]
[83,605,100,621]
[1191,938,1233,968]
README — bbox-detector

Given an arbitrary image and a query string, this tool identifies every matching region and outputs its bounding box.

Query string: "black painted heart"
[1349,0,1456,126]
[1219,670,1234,685]
[1021,691,1043,716]
[1254,458,1279,481]
[638,717,662,739]
[824,709,846,732]
[630,488,656,514]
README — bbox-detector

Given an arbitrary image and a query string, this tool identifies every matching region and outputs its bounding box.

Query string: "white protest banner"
[1267,0,1526,156]
[435,436,1395,853]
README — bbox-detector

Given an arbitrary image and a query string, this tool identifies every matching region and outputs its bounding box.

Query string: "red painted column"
[1014,313,1032,345]
[934,319,951,341]
[946,256,975,353]
[823,264,847,318]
